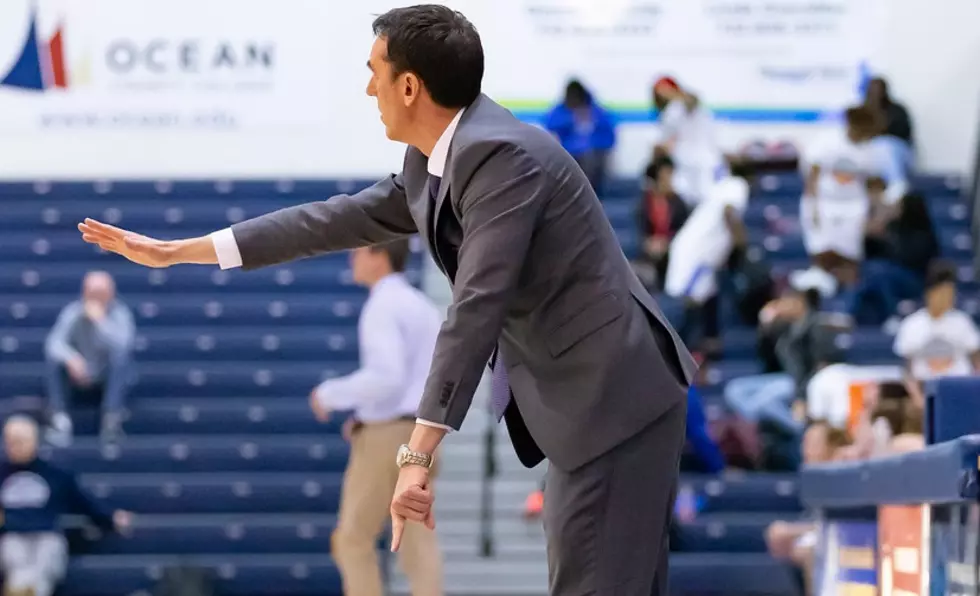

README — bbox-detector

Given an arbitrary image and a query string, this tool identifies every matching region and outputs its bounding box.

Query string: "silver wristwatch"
[395,444,433,468]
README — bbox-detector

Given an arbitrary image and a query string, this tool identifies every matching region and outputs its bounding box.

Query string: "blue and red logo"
[1,10,71,91]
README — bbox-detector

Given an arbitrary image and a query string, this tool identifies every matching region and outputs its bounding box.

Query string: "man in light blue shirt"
[310,240,443,596]
[44,271,134,444]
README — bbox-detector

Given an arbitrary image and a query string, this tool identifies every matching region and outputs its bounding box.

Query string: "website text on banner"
[0,0,885,178]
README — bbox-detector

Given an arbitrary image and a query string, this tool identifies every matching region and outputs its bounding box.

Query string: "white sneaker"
[46,412,73,448]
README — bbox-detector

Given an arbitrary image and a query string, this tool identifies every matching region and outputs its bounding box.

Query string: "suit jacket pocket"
[544,292,623,358]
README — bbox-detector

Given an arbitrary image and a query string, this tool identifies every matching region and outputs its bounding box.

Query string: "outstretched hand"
[78,219,178,268]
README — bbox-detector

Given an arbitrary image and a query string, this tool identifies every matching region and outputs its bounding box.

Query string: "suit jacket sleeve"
[416,143,550,429]
[230,172,417,270]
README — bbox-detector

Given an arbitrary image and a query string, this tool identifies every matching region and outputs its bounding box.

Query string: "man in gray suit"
[78,5,696,594]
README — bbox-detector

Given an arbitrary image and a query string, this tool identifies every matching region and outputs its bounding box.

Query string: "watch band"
[396,444,433,468]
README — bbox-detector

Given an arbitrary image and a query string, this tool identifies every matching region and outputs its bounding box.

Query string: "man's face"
[350,247,385,286]
[926,282,956,314]
[366,37,414,142]
[5,430,35,464]
[83,273,114,305]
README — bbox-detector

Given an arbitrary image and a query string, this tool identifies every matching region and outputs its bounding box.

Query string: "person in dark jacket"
[635,156,690,291]
[864,77,915,176]
[0,415,132,596]
[864,77,913,146]
[727,287,842,434]
[850,192,939,323]
[544,79,616,193]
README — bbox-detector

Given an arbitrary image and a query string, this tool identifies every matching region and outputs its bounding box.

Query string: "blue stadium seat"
[1,327,360,362]
[45,435,349,474]
[62,553,342,596]
[675,513,787,553]
[66,514,338,556]
[684,474,801,514]
[0,261,408,294]
[0,293,367,328]
[0,362,360,399]
[124,399,328,435]
[80,473,343,514]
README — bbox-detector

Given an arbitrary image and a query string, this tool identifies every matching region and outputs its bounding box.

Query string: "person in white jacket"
[652,76,728,208]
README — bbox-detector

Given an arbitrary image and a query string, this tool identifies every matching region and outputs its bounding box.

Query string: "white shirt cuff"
[314,383,332,410]
[416,418,453,432]
[210,228,243,270]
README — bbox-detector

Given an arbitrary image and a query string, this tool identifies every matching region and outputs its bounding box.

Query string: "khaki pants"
[332,419,443,596]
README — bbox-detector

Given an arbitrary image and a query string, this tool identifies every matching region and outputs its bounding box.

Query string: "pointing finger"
[390,514,405,552]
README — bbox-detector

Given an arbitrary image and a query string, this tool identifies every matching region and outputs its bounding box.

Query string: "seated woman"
[798,106,890,291]
[850,191,938,324]
[634,155,690,292]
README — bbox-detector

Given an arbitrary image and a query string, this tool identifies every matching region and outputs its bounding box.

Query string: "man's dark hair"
[564,79,591,107]
[370,239,412,273]
[372,5,484,108]
[925,260,956,290]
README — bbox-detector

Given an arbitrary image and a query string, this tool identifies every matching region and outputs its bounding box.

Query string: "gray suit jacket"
[232,95,697,471]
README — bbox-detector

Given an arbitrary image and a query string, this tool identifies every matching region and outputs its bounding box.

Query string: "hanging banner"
[0,0,884,178]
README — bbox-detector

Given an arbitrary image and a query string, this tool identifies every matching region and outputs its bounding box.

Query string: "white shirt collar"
[370,272,405,295]
[427,108,465,178]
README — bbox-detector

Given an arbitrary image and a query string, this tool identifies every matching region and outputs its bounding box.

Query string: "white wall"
[614,0,980,177]
[0,0,975,179]
[870,0,980,174]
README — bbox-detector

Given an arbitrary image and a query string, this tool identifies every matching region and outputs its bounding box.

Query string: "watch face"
[395,445,409,466]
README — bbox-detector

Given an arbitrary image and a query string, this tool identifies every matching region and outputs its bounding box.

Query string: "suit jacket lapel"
[428,95,490,278]
[426,174,448,275]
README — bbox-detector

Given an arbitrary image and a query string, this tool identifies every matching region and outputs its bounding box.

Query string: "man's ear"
[403,72,421,107]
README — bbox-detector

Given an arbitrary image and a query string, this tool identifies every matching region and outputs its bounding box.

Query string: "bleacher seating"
[0,171,969,594]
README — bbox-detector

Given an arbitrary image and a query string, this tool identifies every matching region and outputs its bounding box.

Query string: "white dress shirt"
[209,108,465,430]
[313,273,441,422]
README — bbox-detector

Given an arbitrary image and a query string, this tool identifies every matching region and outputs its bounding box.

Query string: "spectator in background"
[0,415,132,596]
[544,79,616,194]
[44,271,134,444]
[799,106,885,294]
[635,155,690,292]
[664,175,750,358]
[893,263,980,406]
[681,385,726,474]
[309,241,444,596]
[851,191,939,324]
[864,77,914,171]
[652,76,727,207]
[766,419,851,596]
[726,286,840,436]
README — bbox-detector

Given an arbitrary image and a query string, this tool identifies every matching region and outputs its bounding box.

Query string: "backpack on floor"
[152,565,218,596]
